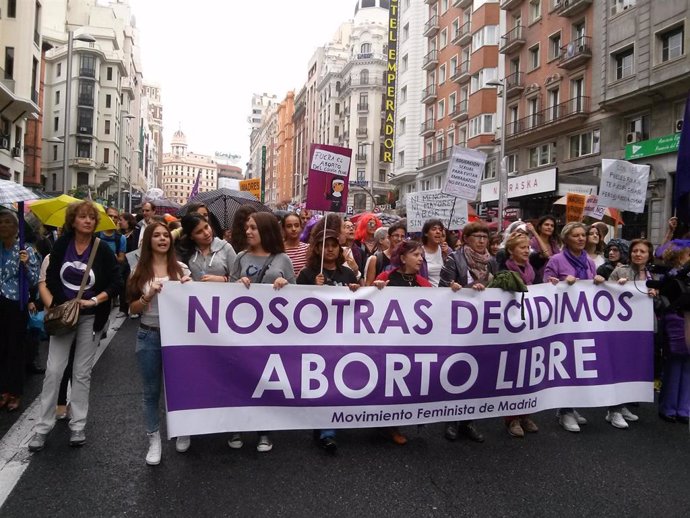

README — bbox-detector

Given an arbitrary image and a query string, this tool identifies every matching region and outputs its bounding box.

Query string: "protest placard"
[583,194,606,220]
[442,146,487,201]
[598,159,650,213]
[305,144,352,213]
[405,189,469,232]
[239,178,261,200]
[565,193,587,222]
[159,282,654,437]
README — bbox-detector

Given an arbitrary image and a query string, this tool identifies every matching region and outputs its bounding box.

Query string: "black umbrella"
[179,188,271,230]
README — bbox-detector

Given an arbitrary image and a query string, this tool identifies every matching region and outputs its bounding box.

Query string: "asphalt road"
[1,319,689,517]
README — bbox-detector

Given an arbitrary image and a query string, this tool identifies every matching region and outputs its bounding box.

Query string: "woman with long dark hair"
[528,215,562,283]
[229,212,295,452]
[29,201,121,452]
[282,212,308,276]
[229,204,258,254]
[177,213,236,282]
[127,222,190,464]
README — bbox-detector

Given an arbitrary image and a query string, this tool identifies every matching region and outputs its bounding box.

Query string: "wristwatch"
[91,297,99,306]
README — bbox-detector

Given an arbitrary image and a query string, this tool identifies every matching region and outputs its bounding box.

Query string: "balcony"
[558,36,592,69]
[421,84,438,104]
[357,102,369,113]
[557,0,592,17]
[500,25,525,54]
[450,100,469,121]
[70,157,94,168]
[453,0,473,8]
[424,15,440,38]
[451,60,470,83]
[77,95,94,107]
[505,71,525,98]
[355,153,368,163]
[418,147,453,169]
[500,0,523,10]
[356,128,368,138]
[0,66,15,93]
[79,67,96,78]
[505,96,590,140]
[420,119,436,136]
[451,22,472,46]
[422,50,439,70]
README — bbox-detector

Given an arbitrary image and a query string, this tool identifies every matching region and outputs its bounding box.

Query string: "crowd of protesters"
[1,199,688,465]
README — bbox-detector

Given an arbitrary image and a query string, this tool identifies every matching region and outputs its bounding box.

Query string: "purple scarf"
[505,258,535,286]
[563,248,592,280]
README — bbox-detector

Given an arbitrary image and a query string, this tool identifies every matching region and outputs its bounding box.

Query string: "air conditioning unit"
[11,147,21,157]
[626,131,642,144]
[676,119,684,133]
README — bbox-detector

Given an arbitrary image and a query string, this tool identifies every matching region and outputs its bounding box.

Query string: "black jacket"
[439,246,498,287]
[46,234,122,332]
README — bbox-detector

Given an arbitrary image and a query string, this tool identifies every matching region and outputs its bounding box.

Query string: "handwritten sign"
[305,144,352,213]
[565,193,587,222]
[583,194,606,220]
[598,159,650,213]
[406,189,469,232]
[442,146,487,201]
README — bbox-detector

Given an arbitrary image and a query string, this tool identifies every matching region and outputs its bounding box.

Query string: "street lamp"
[62,31,96,194]
[487,78,507,231]
[117,112,136,209]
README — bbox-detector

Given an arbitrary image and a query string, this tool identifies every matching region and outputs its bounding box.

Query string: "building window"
[402,23,409,43]
[611,0,636,15]
[400,85,407,103]
[529,0,542,23]
[77,141,91,158]
[507,154,518,174]
[529,44,540,70]
[4,47,14,79]
[549,32,561,61]
[483,159,496,180]
[402,54,408,72]
[106,94,112,108]
[438,99,446,119]
[360,69,369,84]
[55,90,60,105]
[470,68,498,93]
[398,151,405,168]
[7,0,16,17]
[107,67,113,81]
[103,148,110,164]
[469,114,495,138]
[54,117,59,132]
[661,26,684,62]
[528,142,557,168]
[569,129,601,158]
[105,119,111,135]
[614,47,634,80]
[57,62,62,77]
[439,64,446,84]
[399,117,406,135]
[440,29,448,48]
[626,114,649,141]
[53,145,58,161]
[471,26,499,52]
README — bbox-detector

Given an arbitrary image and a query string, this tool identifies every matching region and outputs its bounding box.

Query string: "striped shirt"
[285,242,309,276]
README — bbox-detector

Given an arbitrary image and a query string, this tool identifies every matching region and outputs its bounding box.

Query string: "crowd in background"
[1,199,688,465]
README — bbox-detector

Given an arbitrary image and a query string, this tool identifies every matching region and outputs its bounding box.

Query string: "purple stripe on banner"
[162,331,653,412]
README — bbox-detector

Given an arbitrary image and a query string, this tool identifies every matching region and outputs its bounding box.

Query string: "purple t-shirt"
[60,241,97,300]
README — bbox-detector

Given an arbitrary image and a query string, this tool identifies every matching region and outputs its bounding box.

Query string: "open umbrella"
[29,194,117,232]
[179,188,271,230]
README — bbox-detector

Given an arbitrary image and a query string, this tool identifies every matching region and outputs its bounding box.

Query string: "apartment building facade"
[275,91,295,207]
[161,129,217,204]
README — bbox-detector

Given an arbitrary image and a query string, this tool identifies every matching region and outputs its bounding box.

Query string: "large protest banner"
[406,189,469,232]
[159,282,654,438]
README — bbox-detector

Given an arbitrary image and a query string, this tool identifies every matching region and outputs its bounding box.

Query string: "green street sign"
[625,133,680,160]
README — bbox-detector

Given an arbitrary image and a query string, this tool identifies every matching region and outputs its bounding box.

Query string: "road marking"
[0,309,126,509]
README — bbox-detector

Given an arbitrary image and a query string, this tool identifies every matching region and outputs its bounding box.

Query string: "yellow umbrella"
[29,194,117,232]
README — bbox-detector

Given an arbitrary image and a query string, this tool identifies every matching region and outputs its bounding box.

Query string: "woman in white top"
[127,222,190,465]
[421,218,448,287]
[585,224,606,269]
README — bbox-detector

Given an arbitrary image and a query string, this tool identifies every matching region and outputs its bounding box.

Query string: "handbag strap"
[76,238,100,300]
[255,254,276,284]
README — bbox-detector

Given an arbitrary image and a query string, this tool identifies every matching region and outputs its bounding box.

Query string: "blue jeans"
[135,327,162,433]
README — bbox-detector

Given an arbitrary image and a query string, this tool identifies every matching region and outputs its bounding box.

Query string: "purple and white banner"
[158,282,654,438]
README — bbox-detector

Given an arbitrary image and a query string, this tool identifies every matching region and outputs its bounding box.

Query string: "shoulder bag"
[44,238,100,336]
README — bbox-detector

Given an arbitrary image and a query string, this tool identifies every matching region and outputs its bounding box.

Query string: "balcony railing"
[356,128,368,138]
[454,0,473,8]
[355,153,368,162]
[505,96,591,138]
[420,119,436,136]
[558,36,592,69]
[500,25,526,54]
[79,67,96,78]
[418,147,453,169]
[450,100,469,121]
[0,66,15,93]
[424,15,440,38]
[557,0,593,17]
[451,22,472,46]
[505,71,525,97]
[357,102,369,112]
[421,84,438,104]
[422,50,439,70]
[451,61,470,83]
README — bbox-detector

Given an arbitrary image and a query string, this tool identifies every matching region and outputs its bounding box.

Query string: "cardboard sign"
[583,194,606,220]
[405,189,469,232]
[565,193,587,222]
[442,146,487,201]
[305,144,352,213]
[239,179,261,200]
[598,159,650,213]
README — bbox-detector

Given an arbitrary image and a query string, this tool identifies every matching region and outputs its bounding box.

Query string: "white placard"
[405,189,469,232]
[583,194,605,220]
[310,148,350,176]
[598,159,650,213]
[442,146,487,200]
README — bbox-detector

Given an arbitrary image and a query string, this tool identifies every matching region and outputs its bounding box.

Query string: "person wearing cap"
[297,228,359,453]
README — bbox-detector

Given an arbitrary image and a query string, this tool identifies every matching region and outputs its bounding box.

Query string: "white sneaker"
[559,412,581,432]
[620,407,639,422]
[606,411,629,429]
[227,433,243,449]
[572,410,588,425]
[146,431,161,465]
[175,435,191,453]
[256,435,273,452]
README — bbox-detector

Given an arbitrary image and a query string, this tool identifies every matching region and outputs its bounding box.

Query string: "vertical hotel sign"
[383,0,399,163]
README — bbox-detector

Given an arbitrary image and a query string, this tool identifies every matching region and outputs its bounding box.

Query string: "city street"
[0,316,689,517]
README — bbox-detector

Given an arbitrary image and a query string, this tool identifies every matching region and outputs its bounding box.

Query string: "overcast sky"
[128,0,358,168]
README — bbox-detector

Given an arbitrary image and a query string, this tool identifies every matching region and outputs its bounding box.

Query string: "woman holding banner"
[229,212,296,452]
[297,228,359,452]
[421,219,449,287]
[177,213,236,283]
[127,222,191,465]
[544,222,605,433]
[438,221,496,444]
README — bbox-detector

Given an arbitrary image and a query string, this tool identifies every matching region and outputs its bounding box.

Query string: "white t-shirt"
[425,246,443,287]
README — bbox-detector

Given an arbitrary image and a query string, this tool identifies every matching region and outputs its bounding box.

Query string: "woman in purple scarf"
[543,222,605,433]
